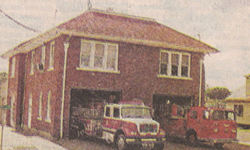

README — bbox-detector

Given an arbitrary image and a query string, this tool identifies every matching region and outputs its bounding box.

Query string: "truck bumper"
[125,137,166,148]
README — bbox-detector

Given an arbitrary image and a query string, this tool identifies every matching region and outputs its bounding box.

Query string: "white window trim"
[45,91,52,122]
[158,50,191,80]
[10,95,15,127]
[77,40,120,73]
[30,51,35,75]
[40,45,46,71]
[28,93,33,128]
[37,91,42,120]
[10,57,16,78]
[48,41,55,70]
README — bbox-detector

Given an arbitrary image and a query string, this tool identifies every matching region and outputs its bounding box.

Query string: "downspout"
[199,58,204,107]
[60,38,70,139]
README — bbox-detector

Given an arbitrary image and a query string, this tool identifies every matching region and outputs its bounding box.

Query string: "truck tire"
[152,143,164,150]
[116,134,128,150]
[214,143,224,149]
[186,132,197,146]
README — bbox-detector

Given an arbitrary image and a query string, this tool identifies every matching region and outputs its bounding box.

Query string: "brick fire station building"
[1,9,218,138]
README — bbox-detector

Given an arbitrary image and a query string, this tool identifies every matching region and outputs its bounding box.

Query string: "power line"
[0,9,41,33]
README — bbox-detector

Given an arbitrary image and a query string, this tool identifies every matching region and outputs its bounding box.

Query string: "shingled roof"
[1,9,218,58]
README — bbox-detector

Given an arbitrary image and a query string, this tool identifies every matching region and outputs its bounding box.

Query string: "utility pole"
[0,105,9,150]
[87,0,92,10]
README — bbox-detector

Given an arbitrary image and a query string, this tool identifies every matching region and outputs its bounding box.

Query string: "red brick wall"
[6,53,26,129]
[59,36,204,137]
[21,36,64,137]
[7,35,205,138]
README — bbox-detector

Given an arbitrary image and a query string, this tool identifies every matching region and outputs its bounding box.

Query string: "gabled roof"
[1,9,219,58]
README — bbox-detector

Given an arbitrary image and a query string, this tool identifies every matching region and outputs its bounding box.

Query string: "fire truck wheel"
[214,143,224,148]
[186,132,197,146]
[116,134,128,150]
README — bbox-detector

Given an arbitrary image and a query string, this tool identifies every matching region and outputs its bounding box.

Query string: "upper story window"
[10,57,16,77]
[39,45,46,71]
[79,40,118,72]
[159,50,190,78]
[49,41,55,69]
[30,51,35,74]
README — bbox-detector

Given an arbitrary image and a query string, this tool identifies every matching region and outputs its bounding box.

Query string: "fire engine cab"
[159,104,237,148]
[70,100,166,150]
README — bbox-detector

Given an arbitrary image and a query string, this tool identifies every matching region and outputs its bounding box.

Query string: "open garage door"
[70,89,121,108]
[69,88,121,138]
[153,94,193,121]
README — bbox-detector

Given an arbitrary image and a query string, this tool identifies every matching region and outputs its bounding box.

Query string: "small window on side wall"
[10,57,16,77]
[49,41,55,69]
[234,105,243,117]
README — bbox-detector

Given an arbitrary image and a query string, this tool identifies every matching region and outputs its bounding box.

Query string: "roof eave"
[1,28,219,59]
[60,30,218,54]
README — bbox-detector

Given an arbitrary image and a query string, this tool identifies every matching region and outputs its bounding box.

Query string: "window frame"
[48,41,55,70]
[45,91,52,122]
[10,57,16,77]
[30,51,35,74]
[78,40,119,73]
[158,50,191,79]
[37,91,42,120]
[234,104,243,117]
[40,45,46,71]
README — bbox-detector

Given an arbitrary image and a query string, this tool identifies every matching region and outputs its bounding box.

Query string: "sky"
[0,0,250,91]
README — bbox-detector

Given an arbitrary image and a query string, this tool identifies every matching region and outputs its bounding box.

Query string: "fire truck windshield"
[121,107,151,119]
[210,110,236,121]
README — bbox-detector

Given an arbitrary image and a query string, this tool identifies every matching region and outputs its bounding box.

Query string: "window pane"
[161,52,168,63]
[239,105,243,117]
[181,66,188,77]
[171,65,178,76]
[47,91,52,121]
[160,64,167,75]
[106,107,110,117]
[182,55,189,66]
[114,108,120,118]
[107,45,117,70]
[39,92,42,118]
[49,42,55,68]
[94,43,104,68]
[11,57,15,77]
[80,42,91,67]
[171,53,179,65]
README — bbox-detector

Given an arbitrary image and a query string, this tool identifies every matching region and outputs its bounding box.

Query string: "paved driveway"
[0,126,67,150]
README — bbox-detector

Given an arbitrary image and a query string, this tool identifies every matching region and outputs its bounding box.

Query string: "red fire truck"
[159,104,237,148]
[69,100,166,150]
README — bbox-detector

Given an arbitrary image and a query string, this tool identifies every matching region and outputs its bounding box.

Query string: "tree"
[206,87,231,100]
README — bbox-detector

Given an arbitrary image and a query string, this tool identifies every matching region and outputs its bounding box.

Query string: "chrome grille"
[139,123,158,133]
